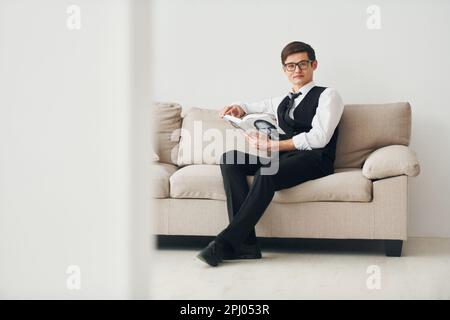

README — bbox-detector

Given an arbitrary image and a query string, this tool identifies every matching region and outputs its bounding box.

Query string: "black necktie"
[285,91,302,120]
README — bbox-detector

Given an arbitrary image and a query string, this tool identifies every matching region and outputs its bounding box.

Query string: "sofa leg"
[385,240,403,257]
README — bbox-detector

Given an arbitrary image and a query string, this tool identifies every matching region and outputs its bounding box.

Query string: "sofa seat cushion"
[169,165,372,203]
[151,163,179,198]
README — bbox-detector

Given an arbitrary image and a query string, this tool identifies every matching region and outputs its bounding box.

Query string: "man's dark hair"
[281,41,316,64]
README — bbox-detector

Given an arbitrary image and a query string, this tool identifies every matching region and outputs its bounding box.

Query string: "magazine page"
[242,113,286,134]
[223,113,286,140]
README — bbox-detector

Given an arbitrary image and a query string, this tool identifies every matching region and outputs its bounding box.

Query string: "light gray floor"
[150,237,450,299]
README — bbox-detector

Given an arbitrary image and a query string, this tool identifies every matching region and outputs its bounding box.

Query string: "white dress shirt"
[232,81,344,150]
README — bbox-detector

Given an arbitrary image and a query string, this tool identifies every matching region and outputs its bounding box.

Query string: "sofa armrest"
[362,145,420,179]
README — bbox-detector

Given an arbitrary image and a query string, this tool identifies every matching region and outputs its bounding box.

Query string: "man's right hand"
[219,105,246,118]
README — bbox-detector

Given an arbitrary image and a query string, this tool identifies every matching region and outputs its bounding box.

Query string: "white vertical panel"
[0,0,151,298]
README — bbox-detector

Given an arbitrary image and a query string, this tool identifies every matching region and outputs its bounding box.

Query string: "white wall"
[150,0,450,238]
[0,0,152,298]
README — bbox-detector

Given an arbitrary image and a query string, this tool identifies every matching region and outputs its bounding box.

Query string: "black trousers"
[216,149,334,252]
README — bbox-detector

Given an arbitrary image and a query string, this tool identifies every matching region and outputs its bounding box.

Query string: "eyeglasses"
[283,60,312,72]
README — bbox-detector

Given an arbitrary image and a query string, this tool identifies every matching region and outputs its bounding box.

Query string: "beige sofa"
[151,102,421,256]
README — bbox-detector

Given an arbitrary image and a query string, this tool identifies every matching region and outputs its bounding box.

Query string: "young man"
[197,41,344,267]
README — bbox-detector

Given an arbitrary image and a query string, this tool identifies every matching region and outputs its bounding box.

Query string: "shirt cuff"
[292,133,312,150]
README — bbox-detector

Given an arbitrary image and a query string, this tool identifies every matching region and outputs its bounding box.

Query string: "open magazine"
[223,113,286,140]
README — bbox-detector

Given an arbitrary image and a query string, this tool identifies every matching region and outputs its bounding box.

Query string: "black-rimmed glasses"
[283,60,312,72]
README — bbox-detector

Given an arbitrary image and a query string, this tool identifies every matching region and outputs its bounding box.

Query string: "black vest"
[276,86,339,163]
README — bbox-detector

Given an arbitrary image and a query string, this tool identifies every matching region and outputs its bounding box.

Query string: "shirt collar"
[290,81,315,97]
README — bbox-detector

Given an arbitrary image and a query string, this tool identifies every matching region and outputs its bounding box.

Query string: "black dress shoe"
[222,243,262,260]
[197,240,225,267]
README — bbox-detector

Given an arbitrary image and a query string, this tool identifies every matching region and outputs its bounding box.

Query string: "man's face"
[283,52,317,88]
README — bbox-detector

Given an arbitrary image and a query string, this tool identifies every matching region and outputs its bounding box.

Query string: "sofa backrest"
[156,102,412,168]
[334,102,411,168]
[153,102,182,165]
[176,107,257,166]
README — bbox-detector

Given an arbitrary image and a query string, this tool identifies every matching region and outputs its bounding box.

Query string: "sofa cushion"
[362,145,420,179]
[153,102,182,165]
[176,103,412,169]
[151,163,178,198]
[334,102,411,168]
[170,165,372,203]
